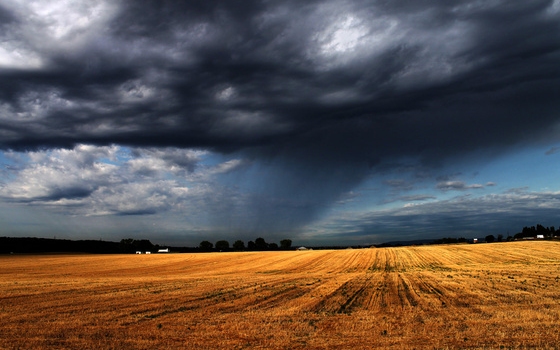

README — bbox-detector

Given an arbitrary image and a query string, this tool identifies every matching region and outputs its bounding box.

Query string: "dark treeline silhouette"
[514,224,559,240]
[422,223,559,246]
[376,223,560,248]
[3,224,557,254]
[199,238,292,252]
[1,237,127,254]
[119,238,156,253]
[0,236,293,254]
[432,237,468,245]
[0,237,166,254]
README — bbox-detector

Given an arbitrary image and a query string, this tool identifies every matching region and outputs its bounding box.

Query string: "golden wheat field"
[1,241,560,349]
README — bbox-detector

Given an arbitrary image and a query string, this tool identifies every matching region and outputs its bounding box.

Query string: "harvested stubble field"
[2,242,560,349]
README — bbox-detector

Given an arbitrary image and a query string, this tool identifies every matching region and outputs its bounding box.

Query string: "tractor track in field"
[310,275,371,314]
[4,242,560,349]
[310,271,433,314]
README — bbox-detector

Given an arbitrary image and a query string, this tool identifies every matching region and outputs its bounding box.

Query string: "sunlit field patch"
[1,241,560,349]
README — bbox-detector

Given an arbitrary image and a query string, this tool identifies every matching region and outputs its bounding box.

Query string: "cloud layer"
[306,189,560,245]
[0,0,559,243]
[2,1,558,155]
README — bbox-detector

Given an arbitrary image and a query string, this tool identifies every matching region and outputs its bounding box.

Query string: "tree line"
[431,223,559,245]
[481,224,559,243]
[0,236,293,254]
[198,237,292,252]
[513,224,559,240]
[0,237,157,254]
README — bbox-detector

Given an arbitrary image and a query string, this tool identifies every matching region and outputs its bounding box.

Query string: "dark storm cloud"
[0,0,559,234]
[1,0,558,154]
[0,4,16,26]
[40,186,94,202]
[2,186,94,204]
[318,190,560,243]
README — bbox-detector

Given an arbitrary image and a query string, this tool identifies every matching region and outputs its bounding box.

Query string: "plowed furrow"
[397,274,420,307]
[310,276,372,314]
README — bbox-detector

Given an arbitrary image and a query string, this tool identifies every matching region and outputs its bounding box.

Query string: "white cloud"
[547,0,560,15]
[0,145,118,201]
[215,86,236,102]
[0,45,43,70]
[436,180,486,191]
[319,15,371,55]
[88,181,179,216]
[209,159,249,175]
[0,0,119,69]
[311,9,400,70]
[127,157,167,177]
[130,148,207,175]
[30,0,116,47]
[0,145,252,220]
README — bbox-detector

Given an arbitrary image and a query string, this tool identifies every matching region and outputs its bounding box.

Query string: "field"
[1,241,560,349]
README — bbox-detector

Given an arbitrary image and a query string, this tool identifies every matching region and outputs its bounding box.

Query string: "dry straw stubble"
[1,241,560,349]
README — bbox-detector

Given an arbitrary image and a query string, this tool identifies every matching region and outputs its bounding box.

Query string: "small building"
[536,235,544,239]
[136,251,142,254]
[145,251,151,254]
[473,238,478,243]
[297,246,308,251]
[158,248,170,253]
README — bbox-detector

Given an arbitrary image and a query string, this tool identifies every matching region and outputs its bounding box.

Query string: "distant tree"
[433,237,466,244]
[215,240,230,251]
[247,241,256,250]
[255,237,268,250]
[120,238,134,245]
[497,234,503,242]
[485,235,495,243]
[199,240,213,252]
[535,224,553,237]
[268,242,278,250]
[119,238,154,253]
[120,238,134,253]
[515,224,557,239]
[134,239,154,252]
[280,239,292,250]
[233,240,245,251]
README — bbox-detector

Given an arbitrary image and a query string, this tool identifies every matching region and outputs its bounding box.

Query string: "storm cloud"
[306,190,560,245]
[0,0,559,244]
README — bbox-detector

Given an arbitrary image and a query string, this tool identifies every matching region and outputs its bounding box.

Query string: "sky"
[0,0,559,246]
